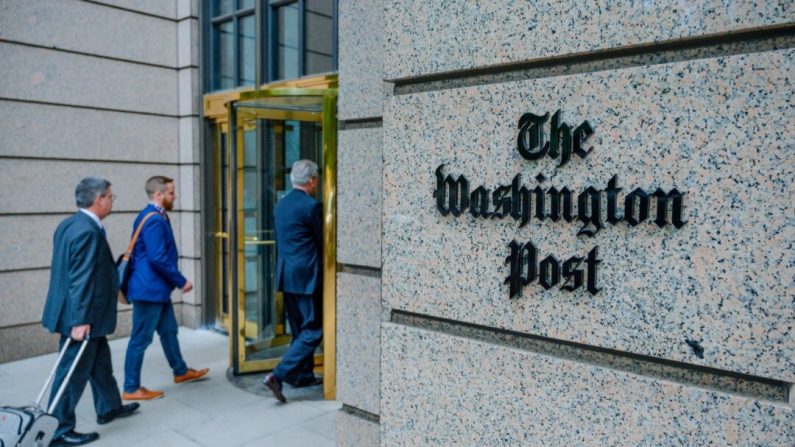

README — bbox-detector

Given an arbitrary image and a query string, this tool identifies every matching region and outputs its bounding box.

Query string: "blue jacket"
[42,212,119,337]
[274,189,323,295]
[126,204,186,303]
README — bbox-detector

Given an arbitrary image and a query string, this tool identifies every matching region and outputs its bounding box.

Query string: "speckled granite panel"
[384,1,795,79]
[339,0,384,120]
[381,324,794,446]
[338,128,383,267]
[337,272,382,415]
[382,49,794,381]
[337,410,380,447]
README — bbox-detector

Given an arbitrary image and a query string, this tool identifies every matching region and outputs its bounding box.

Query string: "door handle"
[213,232,229,239]
[244,238,275,246]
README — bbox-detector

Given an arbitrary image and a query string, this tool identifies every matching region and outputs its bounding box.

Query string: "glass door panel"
[229,88,337,399]
[208,123,231,333]
[231,100,326,373]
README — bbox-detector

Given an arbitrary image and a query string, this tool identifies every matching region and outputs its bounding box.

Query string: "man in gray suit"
[42,177,139,447]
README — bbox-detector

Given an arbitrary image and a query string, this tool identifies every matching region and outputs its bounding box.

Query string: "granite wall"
[336,0,385,444]
[0,0,203,362]
[379,1,794,445]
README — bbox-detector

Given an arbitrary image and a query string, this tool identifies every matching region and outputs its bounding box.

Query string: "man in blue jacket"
[42,177,139,447]
[122,176,208,400]
[263,160,324,403]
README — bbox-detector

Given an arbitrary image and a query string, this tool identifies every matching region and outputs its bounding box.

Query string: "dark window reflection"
[214,0,234,16]
[207,0,337,91]
[214,21,235,90]
[239,15,256,86]
[305,0,334,74]
[277,3,300,80]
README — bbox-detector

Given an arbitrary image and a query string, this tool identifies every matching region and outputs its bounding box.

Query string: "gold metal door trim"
[203,75,337,125]
[243,238,276,245]
[320,93,337,400]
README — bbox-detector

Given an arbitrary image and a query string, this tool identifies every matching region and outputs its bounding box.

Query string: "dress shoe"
[122,387,164,400]
[293,376,323,388]
[50,430,99,447]
[174,367,209,384]
[262,373,286,403]
[97,402,140,424]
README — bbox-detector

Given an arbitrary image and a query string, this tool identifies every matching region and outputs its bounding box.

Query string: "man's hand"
[71,324,91,341]
[182,280,194,294]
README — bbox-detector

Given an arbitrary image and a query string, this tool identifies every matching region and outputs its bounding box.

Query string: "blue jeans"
[123,300,187,393]
[274,292,323,385]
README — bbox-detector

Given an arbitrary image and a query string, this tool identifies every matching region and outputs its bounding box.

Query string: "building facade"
[0,0,203,360]
[0,0,793,445]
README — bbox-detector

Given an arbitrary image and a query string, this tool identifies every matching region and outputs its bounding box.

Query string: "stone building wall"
[336,0,385,444]
[376,1,794,445]
[0,0,202,363]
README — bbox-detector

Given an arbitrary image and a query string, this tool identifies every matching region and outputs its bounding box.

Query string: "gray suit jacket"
[42,212,119,337]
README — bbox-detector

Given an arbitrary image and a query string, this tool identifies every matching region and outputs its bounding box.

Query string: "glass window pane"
[239,15,256,86]
[214,21,235,90]
[240,0,255,9]
[305,0,333,17]
[305,0,334,74]
[214,0,235,16]
[276,3,300,80]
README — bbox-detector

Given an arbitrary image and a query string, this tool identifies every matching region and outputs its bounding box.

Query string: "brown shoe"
[174,367,209,384]
[122,387,164,401]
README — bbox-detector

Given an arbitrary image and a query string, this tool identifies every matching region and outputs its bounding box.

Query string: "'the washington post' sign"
[432,110,687,299]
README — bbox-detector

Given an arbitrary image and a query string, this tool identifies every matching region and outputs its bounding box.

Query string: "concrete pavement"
[0,328,339,447]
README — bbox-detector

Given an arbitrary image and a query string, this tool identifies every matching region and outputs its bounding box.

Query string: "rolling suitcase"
[0,337,90,447]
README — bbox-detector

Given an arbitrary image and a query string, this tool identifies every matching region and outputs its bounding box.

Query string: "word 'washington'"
[433,164,686,237]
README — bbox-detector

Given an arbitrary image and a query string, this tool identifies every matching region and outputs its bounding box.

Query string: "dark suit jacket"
[126,204,186,303]
[42,212,119,337]
[274,189,323,295]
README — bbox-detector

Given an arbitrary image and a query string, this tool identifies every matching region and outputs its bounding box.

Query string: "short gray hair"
[290,160,319,186]
[75,177,111,208]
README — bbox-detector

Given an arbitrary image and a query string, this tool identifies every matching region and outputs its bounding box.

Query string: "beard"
[162,198,174,211]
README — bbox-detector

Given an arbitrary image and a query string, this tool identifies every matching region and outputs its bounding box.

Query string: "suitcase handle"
[35,338,71,406]
[33,335,91,413]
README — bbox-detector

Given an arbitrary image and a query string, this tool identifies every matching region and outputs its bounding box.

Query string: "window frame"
[204,0,337,93]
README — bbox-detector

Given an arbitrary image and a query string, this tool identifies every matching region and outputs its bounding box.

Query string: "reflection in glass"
[304,0,334,74]
[242,127,274,346]
[277,3,300,80]
[214,0,235,16]
[236,113,323,363]
[213,21,235,90]
[239,15,256,86]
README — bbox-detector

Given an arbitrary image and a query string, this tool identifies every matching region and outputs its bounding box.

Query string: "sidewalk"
[0,328,339,447]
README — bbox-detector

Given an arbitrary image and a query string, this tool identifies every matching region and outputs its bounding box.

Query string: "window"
[209,0,256,90]
[303,0,334,74]
[206,0,337,92]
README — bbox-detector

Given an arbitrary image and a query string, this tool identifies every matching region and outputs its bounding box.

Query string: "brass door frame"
[227,85,337,400]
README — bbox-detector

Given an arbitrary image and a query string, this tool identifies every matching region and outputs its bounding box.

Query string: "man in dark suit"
[42,177,139,447]
[122,176,208,401]
[263,160,324,403]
